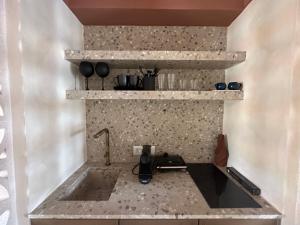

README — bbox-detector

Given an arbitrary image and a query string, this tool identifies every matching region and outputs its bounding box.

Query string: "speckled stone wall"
[84,26,226,51]
[84,26,226,163]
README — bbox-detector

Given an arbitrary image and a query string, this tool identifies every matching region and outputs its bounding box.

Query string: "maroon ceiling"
[64,0,252,26]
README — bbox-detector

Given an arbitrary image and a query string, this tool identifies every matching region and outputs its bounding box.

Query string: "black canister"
[139,68,159,90]
[143,76,156,90]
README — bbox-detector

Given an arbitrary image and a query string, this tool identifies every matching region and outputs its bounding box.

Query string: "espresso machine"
[138,145,153,184]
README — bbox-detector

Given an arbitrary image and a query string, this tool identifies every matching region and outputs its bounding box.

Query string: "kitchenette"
[28,25,281,225]
[4,1,300,225]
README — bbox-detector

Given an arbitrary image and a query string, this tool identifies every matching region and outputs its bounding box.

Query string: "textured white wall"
[224,0,300,224]
[20,0,86,212]
[5,0,86,224]
[6,0,29,224]
[0,1,18,225]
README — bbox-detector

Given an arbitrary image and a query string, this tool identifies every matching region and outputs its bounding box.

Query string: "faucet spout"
[93,128,111,166]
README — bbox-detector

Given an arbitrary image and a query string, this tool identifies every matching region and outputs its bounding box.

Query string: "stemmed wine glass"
[95,62,110,90]
[79,61,94,90]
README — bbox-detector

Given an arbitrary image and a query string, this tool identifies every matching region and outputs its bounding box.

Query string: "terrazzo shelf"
[65,50,246,69]
[66,90,244,100]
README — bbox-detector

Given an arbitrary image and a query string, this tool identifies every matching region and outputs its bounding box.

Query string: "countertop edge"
[28,214,282,220]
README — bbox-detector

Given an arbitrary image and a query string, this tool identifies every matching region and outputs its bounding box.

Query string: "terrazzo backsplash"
[84,26,226,51]
[84,26,226,163]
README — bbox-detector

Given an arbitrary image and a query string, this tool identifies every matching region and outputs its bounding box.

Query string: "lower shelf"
[66,90,243,101]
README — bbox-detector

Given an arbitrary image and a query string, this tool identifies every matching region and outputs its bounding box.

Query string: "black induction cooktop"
[187,163,261,208]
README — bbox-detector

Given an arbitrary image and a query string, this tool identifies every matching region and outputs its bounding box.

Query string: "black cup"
[128,75,140,87]
[228,82,242,90]
[115,75,128,87]
[215,82,227,90]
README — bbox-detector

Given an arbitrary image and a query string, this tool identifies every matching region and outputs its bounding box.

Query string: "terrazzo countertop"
[29,162,281,220]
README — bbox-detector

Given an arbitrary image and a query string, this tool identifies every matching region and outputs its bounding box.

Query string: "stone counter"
[29,162,281,220]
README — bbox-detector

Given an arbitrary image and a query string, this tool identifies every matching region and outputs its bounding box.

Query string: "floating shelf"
[65,50,246,69]
[66,90,243,101]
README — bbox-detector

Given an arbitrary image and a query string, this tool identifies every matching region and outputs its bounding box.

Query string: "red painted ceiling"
[64,0,252,26]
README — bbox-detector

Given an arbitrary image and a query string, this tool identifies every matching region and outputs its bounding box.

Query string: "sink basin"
[61,167,120,201]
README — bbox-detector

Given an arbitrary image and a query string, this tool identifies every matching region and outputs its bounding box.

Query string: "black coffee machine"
[139,145,153,184]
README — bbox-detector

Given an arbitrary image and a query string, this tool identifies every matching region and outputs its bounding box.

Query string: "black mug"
[115,75,128,87]
[115,75,141,89]
[228,82,242,90]
[128,75,140,87]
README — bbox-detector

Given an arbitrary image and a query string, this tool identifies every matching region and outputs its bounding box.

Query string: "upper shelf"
[65,50,246,69]
[66,90,243,101]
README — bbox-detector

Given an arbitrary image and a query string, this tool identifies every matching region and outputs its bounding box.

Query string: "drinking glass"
[179,79,189,90]
[167,73,176,90]
[190,79,199,90]
[158,74,165,90]
[179,80,184,90]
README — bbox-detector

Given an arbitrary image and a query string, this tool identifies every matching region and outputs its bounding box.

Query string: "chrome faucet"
[93,128,111,166]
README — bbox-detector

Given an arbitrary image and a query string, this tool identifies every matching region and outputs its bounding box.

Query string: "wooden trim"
[31,219,118,225]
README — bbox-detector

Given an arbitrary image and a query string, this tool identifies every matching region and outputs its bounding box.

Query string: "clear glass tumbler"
[179,79,184,90]
[190,79,199,90]
[179,79,189,90]
[158,74,165,90]
[167,73,176,90]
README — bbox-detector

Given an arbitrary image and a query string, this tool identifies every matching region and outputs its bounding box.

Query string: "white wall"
[6,0,29,224]
[0,0,18,224]
[5,0,86,224]
[20,0,86,212]
[224,0,300,224]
